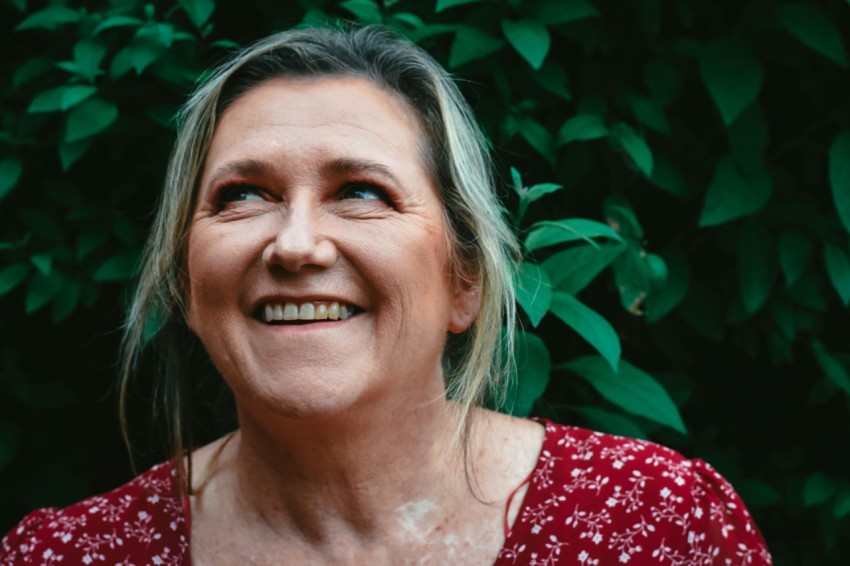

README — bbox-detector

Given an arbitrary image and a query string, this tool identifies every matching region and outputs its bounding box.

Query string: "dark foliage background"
[1,0,849,563]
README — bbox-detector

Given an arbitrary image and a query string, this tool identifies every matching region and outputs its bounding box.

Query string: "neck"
[211,398,469,544]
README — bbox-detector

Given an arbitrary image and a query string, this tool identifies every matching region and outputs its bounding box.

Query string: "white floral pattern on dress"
[495,421,772,565]
[2,421,771,565]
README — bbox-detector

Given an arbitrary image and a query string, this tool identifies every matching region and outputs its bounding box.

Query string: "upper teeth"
[263,301,353,323]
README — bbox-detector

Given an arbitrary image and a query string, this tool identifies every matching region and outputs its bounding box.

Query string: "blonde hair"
[119,25,519,488]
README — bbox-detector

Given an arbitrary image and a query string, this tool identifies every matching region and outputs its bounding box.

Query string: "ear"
[448,276,481,334]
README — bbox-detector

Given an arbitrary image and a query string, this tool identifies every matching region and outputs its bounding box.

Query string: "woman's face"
[185,76,479,422]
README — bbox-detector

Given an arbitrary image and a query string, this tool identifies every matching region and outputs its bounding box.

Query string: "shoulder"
[500,420,772,565]
[1,461,189,565]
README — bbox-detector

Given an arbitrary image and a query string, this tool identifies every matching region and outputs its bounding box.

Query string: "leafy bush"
[1,0,849,563]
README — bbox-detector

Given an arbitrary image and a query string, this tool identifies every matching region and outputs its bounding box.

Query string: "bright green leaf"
[699,37,764,125]
[803,473,835,506]
[516,261,552,327]
[558,114,608,145]
[524,0,599,24]
[0,264,30,297]
[812,340,850,397]
[94,15,143,34]
[449,26,504,68]
[777,5,847,67]
[525,219,623,251]
[738,220,778,315]
[502,19,550,69]
[542,242,624,294]
[0,157,23,199]
[699,157,771,226]
[65,97,118,142]
[93,251,138,281]
[824,244,850,306]
[562,356,687,434]
[516,117,556,165]
[180,0,215,28]
[612,123,653,177]
[778,230,814,286]
[73,39,107,82]
[525,183,562,204]
[502,331,550,416]
[16,5,80,30]
[829,131,850,233]
[549,292,621,371]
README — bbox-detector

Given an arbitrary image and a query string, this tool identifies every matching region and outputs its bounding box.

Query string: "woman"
[2,26,770,565]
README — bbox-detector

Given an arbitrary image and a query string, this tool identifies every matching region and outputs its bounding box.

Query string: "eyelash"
[217,183,264,206]
[339,181,392,204]
[214,180,394,209]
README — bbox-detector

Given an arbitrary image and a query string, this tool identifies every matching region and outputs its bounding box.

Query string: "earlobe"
[448,281,481,334]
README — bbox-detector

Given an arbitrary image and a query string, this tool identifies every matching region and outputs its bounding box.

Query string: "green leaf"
[562,356,687,434]
[811,340,850,397]
[502,19,550,69]
[0,264,30,296]
[558,113,608,145]
[524,0,599,24]
[525,182,562,204]
[777,5,847,68]
[549,292,621,371]
[835,490,850,519]
[649,156,689,197]
[803,473,835,506]
[16,5,80,30]
[0,157,23,199]
[436,0,489,12]
[516,261,552,327]
[542,242,624,294]
[449,26,504,68]
[341,0,382,24]
[830,131,850,233]
[502,331,551,416]
[525,219,623,251]
[643,59,683,107]
[76,226,109,260]
[570,406,649,439]
[30,253,53,276]
[824,244,850,306]
[699,157,771,226]
[18,209,64,243]
[93,251,139,281]
[738,220,778,315]
[51,279,81,323]
[516,117,556,165]
[65,97,118,142]
[728,105,768,174]
[94,15,144,34]
[529,60,571,100]
[12,58,53,88]
[645,248,691,323]
[73,39,107,82]
[612,242,655,314]
[28,85,97,113]
[623,93,671,136]
[25,271,63,313]
[611,123,653,177]
[128,24,174,74]
[179,0,215,28]
[58,138,94,171]
[698,37,764,125]
[778,230,814,286]
[603,196,643,240]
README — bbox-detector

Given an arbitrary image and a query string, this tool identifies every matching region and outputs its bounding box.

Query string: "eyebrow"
[324,157,402,188]
[204,157,403,190]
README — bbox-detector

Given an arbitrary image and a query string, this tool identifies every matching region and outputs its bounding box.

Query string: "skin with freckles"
[185,77,544,564]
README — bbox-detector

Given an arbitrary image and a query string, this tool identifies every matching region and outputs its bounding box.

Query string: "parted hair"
[118,24,519,489]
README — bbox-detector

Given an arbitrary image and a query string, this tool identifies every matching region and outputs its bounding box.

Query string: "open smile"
[255,301,363,324]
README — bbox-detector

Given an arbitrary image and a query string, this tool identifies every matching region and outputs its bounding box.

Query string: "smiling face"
[185,77,479,423]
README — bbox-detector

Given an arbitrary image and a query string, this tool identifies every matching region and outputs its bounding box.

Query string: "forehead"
[205,76,428,168]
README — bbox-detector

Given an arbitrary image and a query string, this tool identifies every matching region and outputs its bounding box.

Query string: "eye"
[219,184,264,205]
[340,182,391,204]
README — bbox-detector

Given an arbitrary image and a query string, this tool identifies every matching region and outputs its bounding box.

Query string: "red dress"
[2,421,771,565]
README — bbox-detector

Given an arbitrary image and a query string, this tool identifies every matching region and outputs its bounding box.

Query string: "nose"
[262,203,337,272]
